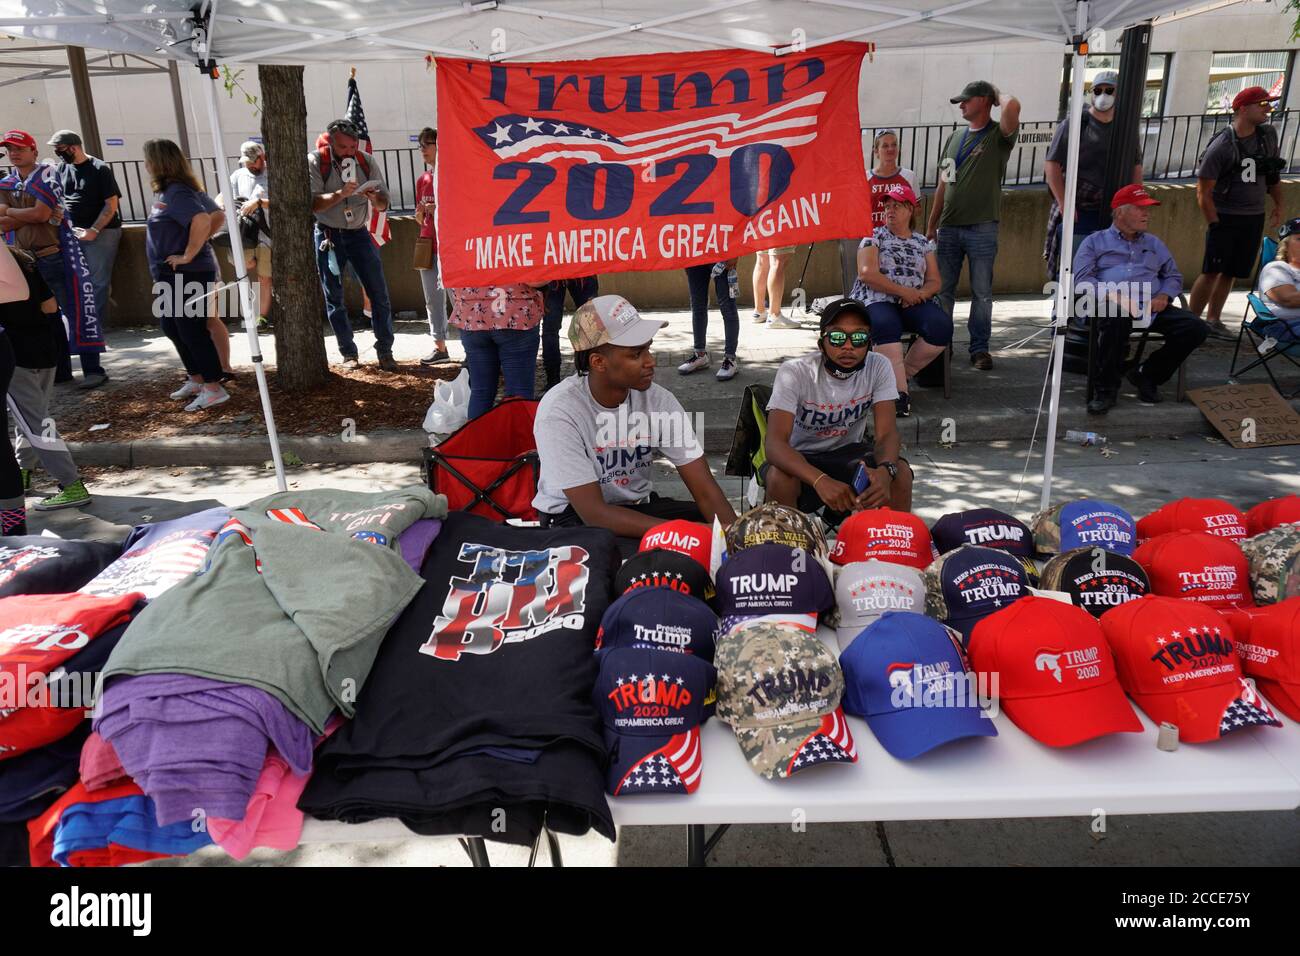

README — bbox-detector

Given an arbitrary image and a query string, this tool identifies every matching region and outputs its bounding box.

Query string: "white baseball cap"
[834,560,926,652]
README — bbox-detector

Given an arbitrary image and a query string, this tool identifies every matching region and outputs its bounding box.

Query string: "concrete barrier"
[105,177,1298,327]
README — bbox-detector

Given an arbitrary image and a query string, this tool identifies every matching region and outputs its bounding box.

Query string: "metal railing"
[10,111,1296,223]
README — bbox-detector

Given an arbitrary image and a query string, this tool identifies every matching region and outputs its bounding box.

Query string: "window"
[1059,53,1171,119]
[1206,50,1295,114]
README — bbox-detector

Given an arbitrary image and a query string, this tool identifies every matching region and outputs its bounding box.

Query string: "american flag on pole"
[472,92,826,166]
[345,74,391,247]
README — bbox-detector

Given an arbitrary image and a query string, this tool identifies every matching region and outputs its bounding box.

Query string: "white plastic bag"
[423,367,471,439]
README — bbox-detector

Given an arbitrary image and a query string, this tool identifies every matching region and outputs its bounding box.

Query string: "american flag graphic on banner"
[473,92,826,167]
[345,75,391,247]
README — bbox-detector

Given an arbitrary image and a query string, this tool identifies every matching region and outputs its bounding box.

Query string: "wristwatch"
[879,460,898,480]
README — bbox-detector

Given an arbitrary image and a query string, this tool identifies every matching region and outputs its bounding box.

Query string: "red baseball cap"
[882,182,918,207]
[968,596,1141,747]
[1111,183,1159,209]
[639,520,711,574]
[830,508,935,569]
[1138,497,1247,543]
[1100,595,1279,742]
[1232,86,1279,111]
[1133,530,1253,609]
[1230,596,1300,721]
[1245,495,1300,537]
[0,130,36,150]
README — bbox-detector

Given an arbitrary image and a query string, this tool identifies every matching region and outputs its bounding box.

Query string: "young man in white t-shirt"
[532,294,737,550]
[763,297,914,517]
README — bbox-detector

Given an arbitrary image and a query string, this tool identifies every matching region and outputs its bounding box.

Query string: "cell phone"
[355,179,383,194]
[852,461,871,495]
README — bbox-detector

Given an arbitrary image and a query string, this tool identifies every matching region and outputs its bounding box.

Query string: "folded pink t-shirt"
[79,732,129,791]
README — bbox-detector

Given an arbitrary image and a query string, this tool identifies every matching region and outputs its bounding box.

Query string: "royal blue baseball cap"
[927,545,1028,644]
[595,586,719,662]
[1058,500,1136,555]
[715,543,834,626]
[839,611,997,759]
[594,647,714,795]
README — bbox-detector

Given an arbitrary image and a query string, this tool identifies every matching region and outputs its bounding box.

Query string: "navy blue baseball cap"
[930,508,1035,558]
[596,586,719,662]
[594,647,714,795]
[924,545,1028,644]
[614,548,713,602]
[840,611,997,759]
[715,542,834,625]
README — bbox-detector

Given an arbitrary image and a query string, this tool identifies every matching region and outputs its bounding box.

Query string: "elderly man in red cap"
[1073,184,1208,416]
[1189,85,1287,337]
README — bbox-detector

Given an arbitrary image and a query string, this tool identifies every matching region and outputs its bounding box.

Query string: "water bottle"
[726,267,739,300]
[1064,430,1106,447]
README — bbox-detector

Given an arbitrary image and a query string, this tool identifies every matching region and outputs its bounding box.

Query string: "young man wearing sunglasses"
[763,297,913,517]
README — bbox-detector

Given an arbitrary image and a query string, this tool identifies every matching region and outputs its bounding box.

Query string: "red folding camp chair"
[422,398,541,521]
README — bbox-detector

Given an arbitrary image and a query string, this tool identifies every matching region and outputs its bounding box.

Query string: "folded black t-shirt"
[0,536,123,598]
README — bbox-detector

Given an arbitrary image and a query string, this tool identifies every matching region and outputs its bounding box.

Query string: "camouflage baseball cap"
[724,502,828,559]
[714,621,857,779]
[568,294,666,351]
[1241,525,1300,606]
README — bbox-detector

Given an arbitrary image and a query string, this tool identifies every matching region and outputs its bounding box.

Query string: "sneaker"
[256,315,272,332]
[338,355,361,370]
[185,386,230,412]
[971,351,994,371]
[34,480,91,512]
[677,351,710,375]
[716,356,738,381]
[78,371,109,391]
[20,469,31,495]
[766,314,801,329]
[420,349,451,366]
[751,310,766,323]
[1126,366,1161,405]
[1087,390,1117,415]
[895,392,911,417]
[169,380,202,400]
[1205,320,1235,342]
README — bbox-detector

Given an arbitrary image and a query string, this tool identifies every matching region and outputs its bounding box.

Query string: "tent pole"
[1040,0,1090,512]
[200,66,287,492]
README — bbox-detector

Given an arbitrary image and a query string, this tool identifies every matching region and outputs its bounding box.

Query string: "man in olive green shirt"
[925,80,1020,371]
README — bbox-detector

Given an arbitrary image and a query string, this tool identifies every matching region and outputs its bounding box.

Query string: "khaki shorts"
[756,245,797,257]
[245,244,272,278]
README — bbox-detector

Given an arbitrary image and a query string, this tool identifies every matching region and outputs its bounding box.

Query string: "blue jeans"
[314,224,395,359]
[936,221,999,356]
[685,263,739,357]
[460,326,540,420]
[542,276,598,380]
[36,254,104,378]
[865,300,953,346]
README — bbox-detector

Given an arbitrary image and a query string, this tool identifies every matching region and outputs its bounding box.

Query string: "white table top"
[300,629,1300,843]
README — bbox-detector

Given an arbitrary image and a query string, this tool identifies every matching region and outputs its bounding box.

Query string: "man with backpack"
[308,118,397,371]
[1189,86,1287,338]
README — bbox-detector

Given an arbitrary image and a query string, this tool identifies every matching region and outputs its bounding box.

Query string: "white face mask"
[1092,92,1115,112]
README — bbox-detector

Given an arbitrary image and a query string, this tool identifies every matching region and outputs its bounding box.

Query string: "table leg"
[688,824,706,867]
[460,836,491,867]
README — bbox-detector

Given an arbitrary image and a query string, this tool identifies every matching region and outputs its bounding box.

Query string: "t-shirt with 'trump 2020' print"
[767,351,897,454]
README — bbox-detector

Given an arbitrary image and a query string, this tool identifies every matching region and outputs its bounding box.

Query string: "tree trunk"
[258,64,329,391]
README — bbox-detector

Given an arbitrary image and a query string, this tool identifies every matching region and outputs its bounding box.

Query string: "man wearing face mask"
[49,129,118,389]
[1042,70,1143,279]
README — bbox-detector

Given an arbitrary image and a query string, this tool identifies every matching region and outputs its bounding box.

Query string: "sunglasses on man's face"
[1093,86,1115,95]
[824,330,871,348]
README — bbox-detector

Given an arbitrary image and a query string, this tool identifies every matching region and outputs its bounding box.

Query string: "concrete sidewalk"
[31,444,1300,867]
[49,288,1296,469]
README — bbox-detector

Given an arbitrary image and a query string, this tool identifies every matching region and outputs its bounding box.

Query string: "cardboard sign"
[1188,383,1300,448]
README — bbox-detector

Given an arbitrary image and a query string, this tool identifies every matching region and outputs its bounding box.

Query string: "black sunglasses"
[823,330,871,348]
[1093,86,1115,95]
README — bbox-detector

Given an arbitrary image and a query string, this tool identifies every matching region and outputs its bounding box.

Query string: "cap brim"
[835,622,870,653]
[1001,679,1142,747]
[1130,679,1281,744]
[1132,198,1161,207]
[866,700,998,760]
[1257,679,1300,723]
[604,725,703,795]
[949,95,969,104]
[606,317,668,348]
[731,707,857,778]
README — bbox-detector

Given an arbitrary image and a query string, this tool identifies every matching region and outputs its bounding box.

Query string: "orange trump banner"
[434,42,871,286]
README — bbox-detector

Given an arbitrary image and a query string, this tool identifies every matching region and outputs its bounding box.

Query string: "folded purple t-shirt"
[399,518,442,572]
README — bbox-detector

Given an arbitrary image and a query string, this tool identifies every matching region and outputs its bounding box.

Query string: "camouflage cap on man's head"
[725,502,828,559]
[714,622,856,779]
[1242,525,1300,606]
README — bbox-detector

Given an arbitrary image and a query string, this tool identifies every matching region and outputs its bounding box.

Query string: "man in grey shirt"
[1189,86,1286,336]
[308,118,397,370]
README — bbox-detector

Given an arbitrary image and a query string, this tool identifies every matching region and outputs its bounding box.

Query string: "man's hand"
[1269,205,1283,231]
[857,467,892,509]
[239,198,261,217]
[1148,293,1170,316]
[338,182,359,199]
[814,475,858,514]
[164,253,192,269]
[73,226,98,242]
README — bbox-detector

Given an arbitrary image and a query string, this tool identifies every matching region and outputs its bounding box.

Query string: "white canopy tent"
[0,0,1203,502]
